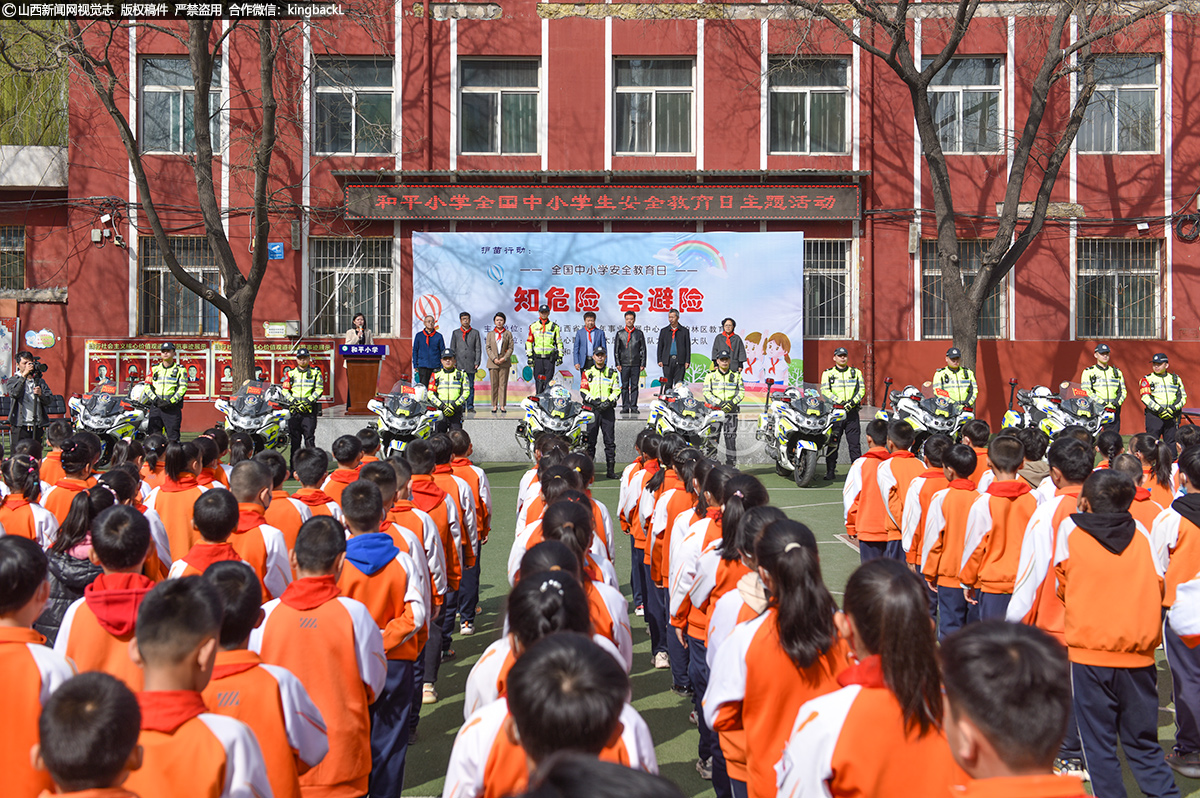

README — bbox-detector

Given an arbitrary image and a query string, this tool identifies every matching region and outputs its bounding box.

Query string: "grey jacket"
[6,372,50,427]
[450,326,483,371]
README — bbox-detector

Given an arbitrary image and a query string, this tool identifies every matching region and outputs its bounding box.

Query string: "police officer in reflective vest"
[430,348,468,432]
[582,345,621,478]
[147,342,187,442]
[283,347,324,470]
[704,349,745,466]
[527,303,562,395]
[932,347,978,407]
[821,346,865,480]
[1141,352,1187,446]
[1081,342,1127,435]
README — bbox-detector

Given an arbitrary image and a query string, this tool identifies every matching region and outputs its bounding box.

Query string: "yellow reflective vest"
[430,368,468,409]
[528,321,562,359]
[1081,364,1126,407]
[932,366,978,405]
[703,368,745,408]
[820,366,865,406]
[150,362,187,404]
[284,366,324,405]
[583,366,621,403]
[1140,371,1186,417]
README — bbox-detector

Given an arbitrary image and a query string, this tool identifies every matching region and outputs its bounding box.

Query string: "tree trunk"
[227,288,257,387]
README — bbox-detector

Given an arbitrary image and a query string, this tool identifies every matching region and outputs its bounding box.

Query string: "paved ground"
[307,459,1197,798]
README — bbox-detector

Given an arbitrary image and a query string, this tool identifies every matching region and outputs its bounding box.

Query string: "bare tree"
[781,0,1170,369]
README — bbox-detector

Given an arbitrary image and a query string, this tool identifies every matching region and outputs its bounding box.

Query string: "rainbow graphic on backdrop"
[670,239,727,275]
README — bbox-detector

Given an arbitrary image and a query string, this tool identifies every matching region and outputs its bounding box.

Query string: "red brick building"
[1,4,1197,430]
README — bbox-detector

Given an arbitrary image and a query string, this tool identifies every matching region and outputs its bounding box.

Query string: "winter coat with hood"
[34,550,103,645]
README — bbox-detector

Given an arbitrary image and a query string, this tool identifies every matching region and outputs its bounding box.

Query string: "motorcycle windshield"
[539,394,578,419]
[383,382,426,417]
[1058,381,1102,418]
[912,385,962,416]
[229,381,277,417]
[83,381,124,415]
[785,383,835,414]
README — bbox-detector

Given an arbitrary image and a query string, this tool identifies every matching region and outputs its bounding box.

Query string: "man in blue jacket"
[413,314,445,387]
[572,312,607,376]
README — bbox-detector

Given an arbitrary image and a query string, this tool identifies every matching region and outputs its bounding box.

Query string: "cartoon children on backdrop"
[741,331,792,385]
[743,332,763,383]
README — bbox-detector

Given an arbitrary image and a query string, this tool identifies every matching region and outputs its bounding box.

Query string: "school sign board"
[412,231,804,399]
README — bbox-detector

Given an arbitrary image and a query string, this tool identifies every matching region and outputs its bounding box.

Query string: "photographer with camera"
[146,342,187,442]
[6,350,52,446]
[582,344,621,479]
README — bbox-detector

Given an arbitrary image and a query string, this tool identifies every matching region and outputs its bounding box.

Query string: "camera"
[29,356,47,376]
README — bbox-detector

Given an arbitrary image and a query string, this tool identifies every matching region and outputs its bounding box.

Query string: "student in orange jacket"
[194,436,229,489]
[321,434,364,507]
[1112,453,1167,534]
[919,444,979,639]
[292,447,345,523]
[33,671,143,798]
[428,434,479,646]
[0,536,77,798]
[338,480,427,797]
[228,460,292,600]
[124,578,272,798]
[255,449,312,551]
[38,419,72,486]
[1131,432,1176,509]
[777,558,964,798]
[960,419,992,487]
[357,427,383,464]
[143,441,210,561]
[0,452,60,546]
[167,489,244,580]
[875,420,926,560]
[55,506,156,691]
[841,419,892,555]
[450,429,491,636]
[959,435,1038,622]
[252,516,387,798]
[42,437,99,524]
[900,434,953,577]
[202,561,329,798]
[704,520,849,798]
[1053,469,1179,798]
[941,621,1088,798]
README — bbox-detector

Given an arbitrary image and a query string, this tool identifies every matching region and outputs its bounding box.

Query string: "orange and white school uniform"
[203,649,330,798]
[167,541,244,579]
[626,460,659,569]
[704,610,849,798]
[433,463,479,562]
[1152,498,1200,760]
[775,655,964,798]
[876,449,926,555]
[388,498,448,601]
[230,503,292,599]
[1144,468,1175,510]
[291,487,345,522]
[842,447,894,556]
[1129,486,1166,534]
[197,467,230,489]
[920,478,980,637]
[1005,486,1082,643]
[515,466,539,520]
[337,534,427,662]
[617,458,645,537]
[39,449,66,485]
[0,493,59,547]
[647,471,687,588]
[952,775,1088,797]
[55,572,154,691]
[124,690,273,798]
[410,475,464,592]
[251,576,387,798]
[0,626,75,798]
[321,465,362,507]
[144,474,210,561]
[585,577,634,671]
[443,698,657,798]
[505,515,614,588]
[265,489,312,551]
[451,457,492,545]
[958,480,1038,620]
[669,509,723,643]
[42,477,97,525]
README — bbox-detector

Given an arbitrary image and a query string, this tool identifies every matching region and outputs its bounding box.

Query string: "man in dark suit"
[656,308,691,391]
[614,310,646,415]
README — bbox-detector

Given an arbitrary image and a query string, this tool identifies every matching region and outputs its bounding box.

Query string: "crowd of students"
[0,411,1195,798]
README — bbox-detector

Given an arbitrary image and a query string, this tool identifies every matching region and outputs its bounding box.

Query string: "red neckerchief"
[745,357,756,372]
[722,332,734,351]
[212,649,262,680]
[670,327,677,344]
[949,478,977,491]
[434,464,453,475]
[1135,487,1152,502]
[139,690,208,733]
[770,357,780,371]
[626,327,635,346]
[836,654,886,688]
[410,475,448,513]
[865,448,892,461]
[496,326,505,340]
[197,468,220,487]
[890,450,916,460]
[161,474,200,493]
[642,459,660,477]
[988,480,1033,498]
[0,495,30,511]
[280,575,341,611]
[329,467,361,484]
[919,468,944,479]
[423,330,435,347]
[451,457,474,470]
[184,542,243,571]
[236,504,269,533]
[293,488,336,507]
[706,506,723,521]
[461,326,471,342]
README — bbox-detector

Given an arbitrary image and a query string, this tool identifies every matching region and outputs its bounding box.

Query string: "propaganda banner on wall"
[412,232,804,400]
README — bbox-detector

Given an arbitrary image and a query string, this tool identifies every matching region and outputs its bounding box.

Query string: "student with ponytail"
[640,433,687,671]
[1131,432,1175,507]
[143,440,209,560]
[194,435,229,488]
[140,433,168,490]
[625,433,661,625]
[670,466,735,645]
[41,436,98,524]
[0,453,58,546]
[705,519,848,798]
[1095,429,1124,469]
[776,558,963,797]
[650,447,701,695]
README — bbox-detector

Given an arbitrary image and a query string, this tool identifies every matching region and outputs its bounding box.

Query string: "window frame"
[802,238,856,339]
[920,239,1007,339]
[0,226,26,291]
[312,57,395,156]
[457,58,541,156]
[1077,55,1160,155]
[138,56,222,156]
[923,57,1003,155]
[308,237,395,337]
[1074,237,1162,339]
[767,58,851,155]
[137,236,222,337]
[612,58,696,156]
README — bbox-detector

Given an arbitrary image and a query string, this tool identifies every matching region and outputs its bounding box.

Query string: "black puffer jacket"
[34,551,102,646]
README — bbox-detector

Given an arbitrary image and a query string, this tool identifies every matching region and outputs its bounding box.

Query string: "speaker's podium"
[340,344,388,415]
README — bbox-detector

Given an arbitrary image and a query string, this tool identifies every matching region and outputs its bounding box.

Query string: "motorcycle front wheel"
[794,448,818,487]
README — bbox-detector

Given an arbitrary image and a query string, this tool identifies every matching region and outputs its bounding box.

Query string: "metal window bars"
[0,226,25,290]
[920,239,1006,339]
[137,236,221,336]
[1075,238,1161,339]
[309,237,393,336]
[803,238,853,339]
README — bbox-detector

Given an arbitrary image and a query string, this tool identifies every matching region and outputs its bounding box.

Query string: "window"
[921,240,1006,338]
[459,60,538,155]
[1076,238,1160,338]
[924,57,1002,153]
[0,227,25,290]
[803,239,853,338]
[1078,56,1158,153]
[140,58,221,154]
[614,59,693,155]
[138,237,221,336]
[310,238,393,336]
[768,59,849,154]
[314,59,393,155]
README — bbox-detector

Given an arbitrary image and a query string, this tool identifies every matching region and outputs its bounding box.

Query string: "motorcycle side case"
[1001,410,1025,430]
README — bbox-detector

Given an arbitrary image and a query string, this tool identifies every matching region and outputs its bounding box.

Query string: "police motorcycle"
[645,382,727,459]
[1002,380,1112,439]
[515,377,595,459]
[214,380,293,451]
[367,381,443,457]
[68,380,154,467]
[756,379,846,487]
[876,378,974,453]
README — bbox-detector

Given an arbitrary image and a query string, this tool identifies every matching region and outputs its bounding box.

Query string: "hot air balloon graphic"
[415,294,443,327]
[487,263,504,285]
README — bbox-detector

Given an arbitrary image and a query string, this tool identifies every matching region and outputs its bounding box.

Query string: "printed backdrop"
[412,232,804,399]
